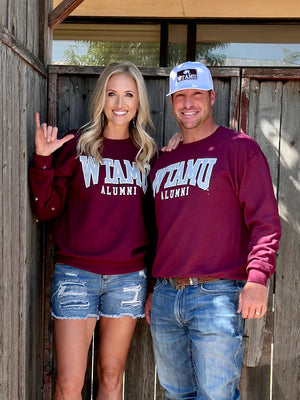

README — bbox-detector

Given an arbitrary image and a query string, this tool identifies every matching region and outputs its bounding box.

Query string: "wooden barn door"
[44,66,300,400]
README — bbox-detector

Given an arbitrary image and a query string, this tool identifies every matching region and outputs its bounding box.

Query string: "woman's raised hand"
[34,113,74,156]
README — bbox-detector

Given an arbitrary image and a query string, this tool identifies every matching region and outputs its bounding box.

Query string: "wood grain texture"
[49,0,85,30]
[1,2,48,398]
[273,80,300,400]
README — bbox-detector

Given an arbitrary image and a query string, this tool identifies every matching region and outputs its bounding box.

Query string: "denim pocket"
[200,279,245,294]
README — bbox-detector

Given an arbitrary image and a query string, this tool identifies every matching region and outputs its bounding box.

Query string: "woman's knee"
[55,374,85,399]
[99,364,124,392]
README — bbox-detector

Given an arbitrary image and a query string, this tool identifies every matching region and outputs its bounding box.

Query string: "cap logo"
[177,69,197,82]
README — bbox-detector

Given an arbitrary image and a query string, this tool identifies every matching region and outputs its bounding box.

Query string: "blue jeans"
[150,279,245,400]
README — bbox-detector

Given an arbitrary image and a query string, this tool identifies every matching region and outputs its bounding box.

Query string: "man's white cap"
[167,61,214,96]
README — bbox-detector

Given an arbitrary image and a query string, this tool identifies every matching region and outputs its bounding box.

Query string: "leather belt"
[169,277,219,290]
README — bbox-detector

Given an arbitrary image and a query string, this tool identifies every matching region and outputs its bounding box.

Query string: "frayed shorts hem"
[52,312,100,320]
[52,312,145,320]
[99,312,145,319]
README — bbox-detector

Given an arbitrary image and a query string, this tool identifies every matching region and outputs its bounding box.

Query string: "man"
[145,61,281,400]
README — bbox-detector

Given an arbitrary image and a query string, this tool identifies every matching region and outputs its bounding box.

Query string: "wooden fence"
[43,65,300,400]
[0,1,51,399]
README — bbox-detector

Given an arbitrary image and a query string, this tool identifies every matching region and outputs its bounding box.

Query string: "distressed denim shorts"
[51,263,147,320]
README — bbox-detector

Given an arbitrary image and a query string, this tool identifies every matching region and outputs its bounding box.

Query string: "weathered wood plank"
[48,72,59,126]
[42,226,56,400]
[18,59,29,400]
[210,67,241,78]
[39,0,52,65]
[69,75,94,129]
[1,31,47,397]
[6,0,16,36]
[155,376,167,400]
[0,0,6,27]
[49,0,85,30]
[26,0,39,56]
[242,68,300,80]
[239,77,282,399]
[243,78,282,369]
[125,319,156,400]
[239,77,250,134]
[15,0,27,45]
[57,75,76,133]
[11,49,21,400]
[2,44,14,400]
[273,80,300,400]
[146,77,166,148]
[48,64,171,77]
[228,76,240,131]
[27,67,47,400]
[44,67,58,400]
[213,78,231,127]
[163,79,180,144]
[0,41,5,400]
[59,74,99,134]
[0,25,47,77]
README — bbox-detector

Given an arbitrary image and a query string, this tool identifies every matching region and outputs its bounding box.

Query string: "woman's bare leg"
[96,316,138,400]
[54,318,97,400]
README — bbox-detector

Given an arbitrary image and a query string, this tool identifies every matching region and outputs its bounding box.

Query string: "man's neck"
[181,122,219,144]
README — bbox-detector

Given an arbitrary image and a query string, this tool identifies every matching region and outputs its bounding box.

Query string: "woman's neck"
[102,124,130,140]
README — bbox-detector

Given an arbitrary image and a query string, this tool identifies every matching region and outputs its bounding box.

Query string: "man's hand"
[145,293,153,324]
[161,132,183,152]
[237,282,267,319]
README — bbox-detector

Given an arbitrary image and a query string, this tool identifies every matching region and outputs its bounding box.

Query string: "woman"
[29,62,158,400]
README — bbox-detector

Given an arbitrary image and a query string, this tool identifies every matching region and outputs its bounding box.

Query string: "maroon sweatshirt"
[150,126,281,286]
[29,135,151,275]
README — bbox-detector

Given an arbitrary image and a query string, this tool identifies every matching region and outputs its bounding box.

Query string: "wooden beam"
[0,25,47,78]
[160,22,168,67]
[49,0,85,31]
[186,22,196,61]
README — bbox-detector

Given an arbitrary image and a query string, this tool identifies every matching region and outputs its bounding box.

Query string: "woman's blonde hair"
[77,62,157,171]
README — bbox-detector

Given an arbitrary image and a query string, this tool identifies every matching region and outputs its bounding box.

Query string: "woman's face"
[104,73,139,128]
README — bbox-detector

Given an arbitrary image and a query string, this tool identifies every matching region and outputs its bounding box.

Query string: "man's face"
[171,89,215,131]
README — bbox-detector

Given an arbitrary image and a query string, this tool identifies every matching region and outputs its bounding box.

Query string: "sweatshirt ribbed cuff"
[33,154,53,169]
[247,268,269,286]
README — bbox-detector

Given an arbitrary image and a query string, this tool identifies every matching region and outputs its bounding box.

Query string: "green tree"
[196,43,228,66]
[64,40,228,67]
[64,41,160,67]
[282,48,300,65]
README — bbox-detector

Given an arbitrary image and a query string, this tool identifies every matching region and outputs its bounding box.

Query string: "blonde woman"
[29,62,158,400]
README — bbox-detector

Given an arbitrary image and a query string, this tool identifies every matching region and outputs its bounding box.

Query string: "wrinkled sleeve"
[29,143,75,221]
[239,151,281,286]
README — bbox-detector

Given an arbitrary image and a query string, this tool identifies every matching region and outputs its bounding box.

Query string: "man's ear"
[210,90,216,106]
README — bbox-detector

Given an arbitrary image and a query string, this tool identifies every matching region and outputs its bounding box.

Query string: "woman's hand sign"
[35,113,74,156]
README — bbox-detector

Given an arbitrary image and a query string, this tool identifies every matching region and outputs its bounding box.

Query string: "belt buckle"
[169,278,183,290]
[170,277,195,290]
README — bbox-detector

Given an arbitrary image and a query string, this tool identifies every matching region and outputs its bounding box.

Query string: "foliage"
[196,43,229,66]
[64,40,229,67]
[64,41,160,67]
[282,48,300,65]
